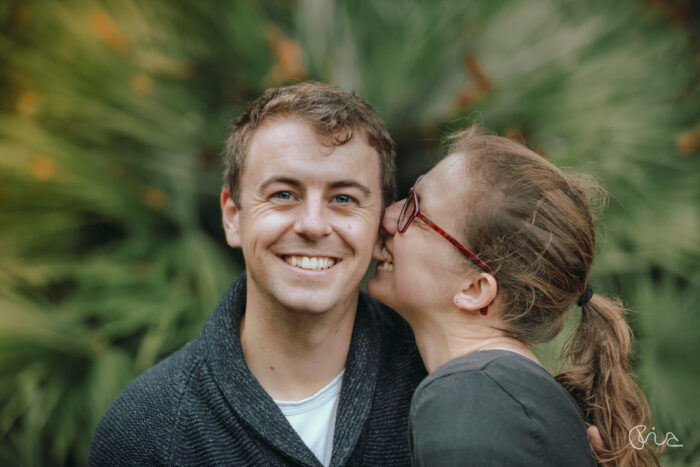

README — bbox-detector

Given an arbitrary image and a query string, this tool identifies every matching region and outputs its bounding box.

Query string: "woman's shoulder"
[412,350,552,419]
[415,349,570,408]
[410,350,595,466]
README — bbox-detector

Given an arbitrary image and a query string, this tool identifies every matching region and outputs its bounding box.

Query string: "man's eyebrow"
[259,176,302,192]
[328,180,372,196]
[259,176,372,197]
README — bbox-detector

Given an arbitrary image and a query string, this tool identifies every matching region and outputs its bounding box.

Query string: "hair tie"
[577,285,594,307]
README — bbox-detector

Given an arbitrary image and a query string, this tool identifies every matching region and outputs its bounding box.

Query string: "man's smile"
[279,255,341,272]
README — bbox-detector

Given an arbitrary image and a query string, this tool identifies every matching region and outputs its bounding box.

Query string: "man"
[89,82,427,466]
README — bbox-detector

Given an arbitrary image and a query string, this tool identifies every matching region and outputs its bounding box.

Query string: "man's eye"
[333,194,354,204]
[273,191,293,201]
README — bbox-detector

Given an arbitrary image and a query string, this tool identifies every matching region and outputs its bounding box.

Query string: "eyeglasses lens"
[397,194,416,233]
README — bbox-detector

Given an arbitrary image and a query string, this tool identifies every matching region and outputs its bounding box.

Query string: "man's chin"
[275,291,349,316]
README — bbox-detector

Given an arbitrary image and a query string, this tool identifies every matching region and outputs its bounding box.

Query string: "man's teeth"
[381,247,394,271]
[284,256,337,271]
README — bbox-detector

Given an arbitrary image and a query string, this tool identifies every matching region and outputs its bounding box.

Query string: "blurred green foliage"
[1,0,698,465]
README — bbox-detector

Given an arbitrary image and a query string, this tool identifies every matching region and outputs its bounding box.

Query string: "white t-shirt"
[274,371,344,467]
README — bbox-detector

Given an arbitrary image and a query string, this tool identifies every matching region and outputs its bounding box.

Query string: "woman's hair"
[448,125,658,466]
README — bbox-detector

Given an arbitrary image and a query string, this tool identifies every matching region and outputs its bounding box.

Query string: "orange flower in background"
[265,26,306,83]
[144,187,167,210]
[505,126,525,144]
[454,53,494,110]
[16,89,38,117]
[677,123,700,155]
[16,4,30,26]
[131,74,154,95]
[89,9,128,52]
[30,156,56,181]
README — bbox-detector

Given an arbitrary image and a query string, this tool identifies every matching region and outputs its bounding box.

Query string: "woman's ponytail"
[556,293,660,466]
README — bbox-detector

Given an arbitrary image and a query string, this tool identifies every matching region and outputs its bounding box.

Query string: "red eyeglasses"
[397,177,494,276]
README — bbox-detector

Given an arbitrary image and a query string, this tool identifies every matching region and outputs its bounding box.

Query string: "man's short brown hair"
[224,81,396,208]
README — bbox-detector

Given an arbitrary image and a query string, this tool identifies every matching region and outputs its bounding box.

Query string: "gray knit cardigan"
[89,275,426,466]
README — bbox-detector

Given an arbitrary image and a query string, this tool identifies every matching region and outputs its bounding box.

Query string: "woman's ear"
[220,189,242,247]
[453,273,497,313]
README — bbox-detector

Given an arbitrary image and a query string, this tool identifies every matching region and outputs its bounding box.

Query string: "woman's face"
[368,155,472,317]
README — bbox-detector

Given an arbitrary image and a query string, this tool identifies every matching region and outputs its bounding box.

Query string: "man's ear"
[453,273,497,313]
[220,189,242,247]
[372,226,388,262]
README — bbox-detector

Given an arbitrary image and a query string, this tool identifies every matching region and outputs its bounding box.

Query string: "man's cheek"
[246,212,293,236]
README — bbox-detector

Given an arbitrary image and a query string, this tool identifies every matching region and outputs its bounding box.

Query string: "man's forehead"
[245,119,381,180]
[254,114,368,149]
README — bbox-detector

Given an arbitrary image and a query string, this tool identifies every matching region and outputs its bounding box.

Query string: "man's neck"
[240,290,357,401]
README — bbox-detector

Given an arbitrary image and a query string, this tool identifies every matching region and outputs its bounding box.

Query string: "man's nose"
[293,198,332,238]
[381,200,404,235]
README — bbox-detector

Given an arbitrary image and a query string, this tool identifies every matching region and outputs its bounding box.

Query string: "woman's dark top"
[409,349,596,466]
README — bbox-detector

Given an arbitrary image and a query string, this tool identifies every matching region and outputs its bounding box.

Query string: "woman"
[368,126,658,466]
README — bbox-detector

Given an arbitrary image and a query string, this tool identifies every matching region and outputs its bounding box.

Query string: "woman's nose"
[381,200,404,235]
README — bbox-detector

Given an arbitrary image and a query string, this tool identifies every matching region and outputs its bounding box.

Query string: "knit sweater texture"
[89,275,426,466]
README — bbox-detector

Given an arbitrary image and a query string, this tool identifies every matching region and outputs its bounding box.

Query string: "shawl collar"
[202,275,381,467]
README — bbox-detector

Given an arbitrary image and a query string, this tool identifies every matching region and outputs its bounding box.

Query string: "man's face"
[221,117,383,315]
